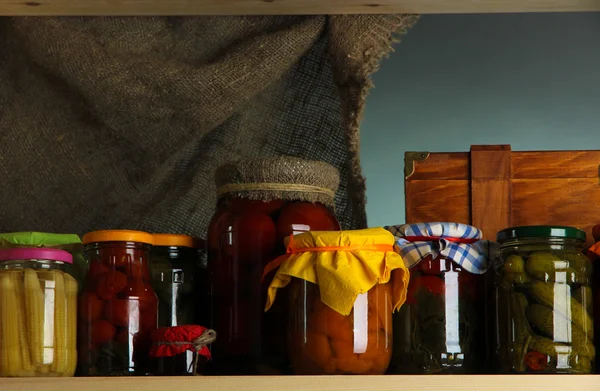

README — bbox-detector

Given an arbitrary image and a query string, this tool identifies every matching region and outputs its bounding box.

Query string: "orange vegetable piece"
[330,337,354,358]
[335,355,372,374]
[96,271,128,300]
[305,331,334,370]
[525,351,548,371]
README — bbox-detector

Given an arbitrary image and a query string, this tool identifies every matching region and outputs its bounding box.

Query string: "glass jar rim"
[497,225,586,243]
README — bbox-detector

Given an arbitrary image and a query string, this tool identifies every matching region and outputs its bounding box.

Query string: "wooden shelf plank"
[2,375,600,391]
[1,0,600,16]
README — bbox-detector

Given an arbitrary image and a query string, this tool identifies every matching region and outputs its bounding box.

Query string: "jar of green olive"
[492,226,593,374]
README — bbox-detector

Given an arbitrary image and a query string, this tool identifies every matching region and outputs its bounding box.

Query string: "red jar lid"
[0,248,73,264]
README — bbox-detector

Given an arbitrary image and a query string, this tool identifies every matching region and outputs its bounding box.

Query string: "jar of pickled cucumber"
[79,230,158,376]
[0,248,77,377]
[493,226,594,374]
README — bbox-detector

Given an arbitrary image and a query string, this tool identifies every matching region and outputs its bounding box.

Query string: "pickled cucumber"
[504,255,530,284]
[573,286,593,315]
[561,252,591,284]
[528,281,594,338]
[526,252,575,284]
[526,304,594,357]
[509,292,531,372]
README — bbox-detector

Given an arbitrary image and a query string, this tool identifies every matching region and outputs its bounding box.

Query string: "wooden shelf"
[2,375,600,391]
[1,0,600,16]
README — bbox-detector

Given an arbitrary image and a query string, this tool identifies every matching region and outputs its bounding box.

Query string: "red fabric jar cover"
[149,325,216,360]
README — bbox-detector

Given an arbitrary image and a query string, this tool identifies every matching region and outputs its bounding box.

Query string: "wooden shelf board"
[1,0,600,16]
[2,375,600,391]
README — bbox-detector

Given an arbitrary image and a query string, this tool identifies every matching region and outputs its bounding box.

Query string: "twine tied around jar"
[149,326,217,375]
[215,157,340,207]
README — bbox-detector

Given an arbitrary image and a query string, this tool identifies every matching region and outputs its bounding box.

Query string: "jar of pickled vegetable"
[493,226,593,374]
[265,228,410,375]
[386,223,489,374]
[79,230,158,376]
[208,157,341,375]
[0,248,77,377]
[150,234,198,375]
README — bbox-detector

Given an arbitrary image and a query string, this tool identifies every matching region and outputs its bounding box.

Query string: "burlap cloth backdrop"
[0,15,418,237]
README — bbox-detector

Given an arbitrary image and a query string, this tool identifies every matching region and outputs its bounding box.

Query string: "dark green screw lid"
[497,225,586,243]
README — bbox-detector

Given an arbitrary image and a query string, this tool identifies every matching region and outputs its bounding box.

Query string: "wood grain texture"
[470,145,511,241]
[513,151,600,178]
[406,152,469,180]
[405,180,470,224]
[512,178,600,246]
[4,376,600,391]
[2,0,600,16]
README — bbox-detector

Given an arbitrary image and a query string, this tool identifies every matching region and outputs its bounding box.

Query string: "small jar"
[78,230,158,376]
[493,226,594,374]
[0,248,77,377]
[150,234,198,375]
[208,157,341,375]
[386,223,488,374]
[288,280,393,375]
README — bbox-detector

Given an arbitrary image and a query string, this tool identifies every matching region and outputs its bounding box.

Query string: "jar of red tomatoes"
[385,223,489,374]
[207,157,341,375]
[78,230,158,376]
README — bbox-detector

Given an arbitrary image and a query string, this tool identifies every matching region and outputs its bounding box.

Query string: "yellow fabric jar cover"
[264,227,410,316]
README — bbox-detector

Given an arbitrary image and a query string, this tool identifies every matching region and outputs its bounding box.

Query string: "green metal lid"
[497,225,586,242]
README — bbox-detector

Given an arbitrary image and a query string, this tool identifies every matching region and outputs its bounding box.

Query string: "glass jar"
[390,255,485,374]
[493,226,594,374]
[78,230,158,376]
[150,234,198,375]
[288,280,393,375]
[385,222,488,374]
[208,199,340,374]
[0,248,77,377]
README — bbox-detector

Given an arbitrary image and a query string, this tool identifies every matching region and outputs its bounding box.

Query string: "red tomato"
[115,328,131,345]
[275,202,340,241]
[104,298,136,327]
[89,262,109,279]
[79,292,104,322]
[225,212,277,260]
[90,319,116,345]
[96,271,128,300]
[122,279,157,309]
[228,199,285,215]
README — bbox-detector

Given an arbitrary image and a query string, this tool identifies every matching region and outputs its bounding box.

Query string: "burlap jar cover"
[215,156,340,207]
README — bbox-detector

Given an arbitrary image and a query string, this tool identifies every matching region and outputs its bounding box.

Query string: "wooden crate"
[405,145,600,246]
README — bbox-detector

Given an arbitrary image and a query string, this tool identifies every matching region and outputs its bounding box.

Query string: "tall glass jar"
[150,233,198,375]
[79,230,158,376]
[288,280,393,375]
[493,226,594,374]
[386,223,488,374]
[208,157,341,375]
[0,248,77,377]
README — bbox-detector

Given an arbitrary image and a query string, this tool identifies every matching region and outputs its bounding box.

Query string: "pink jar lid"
[0,248,73,264]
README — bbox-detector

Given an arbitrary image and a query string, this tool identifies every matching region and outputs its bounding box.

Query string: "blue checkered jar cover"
[385,222,490,274]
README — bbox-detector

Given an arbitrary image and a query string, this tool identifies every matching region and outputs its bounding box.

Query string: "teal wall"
[361,13,600,227]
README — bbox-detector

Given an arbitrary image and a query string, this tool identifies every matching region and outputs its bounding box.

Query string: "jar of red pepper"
[78,230,158,376]
[385,223,489,374]
[208,157,341,375]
